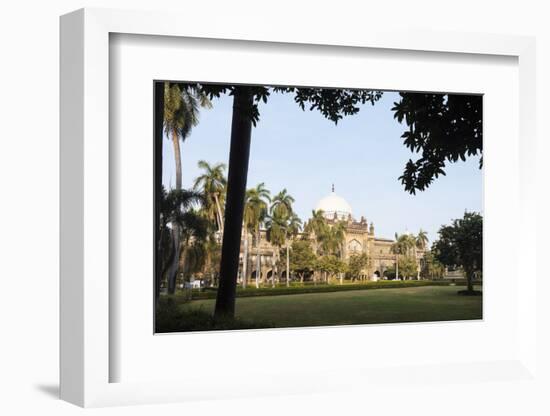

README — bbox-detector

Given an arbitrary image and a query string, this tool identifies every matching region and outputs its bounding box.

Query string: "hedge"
[169,279,481,301]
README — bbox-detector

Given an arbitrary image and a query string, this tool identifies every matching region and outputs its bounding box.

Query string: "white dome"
[316,188,353,220]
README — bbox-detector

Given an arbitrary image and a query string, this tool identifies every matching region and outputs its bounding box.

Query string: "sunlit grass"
[178,285,482,330]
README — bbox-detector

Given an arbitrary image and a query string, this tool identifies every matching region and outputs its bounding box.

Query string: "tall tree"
[416,229,429,250]
[304,209,329,284]
[243,183,271,288]
[391,233,416,280]
[271,189,295,219]
[163,83,211,292]
[433,212,483,293]
[415,229,429,279]
[158,188,206,294]
[421,250,445,279]
[163,83,211,189]
[347,253,370,282]
[289,240,317,284]
[213,87,254,318]
[193,160,227,234]
[285,213,303,287]
[305,210,328,251]
[269,190,300,287]
[265,211,287,288]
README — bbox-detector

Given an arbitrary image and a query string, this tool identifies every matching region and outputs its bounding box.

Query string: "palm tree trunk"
[172,128,182,190]
[214,87,254,319]
[255,228,261,288]
[167,124,184,293]
[395,254,399,280]
[166,228,181,294]
[286,244,290,288]
[272,258,276,288]
[242,228,248,289]
[214,193,224,234]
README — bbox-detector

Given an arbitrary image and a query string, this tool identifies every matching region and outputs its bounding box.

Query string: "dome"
[315,186,353,221]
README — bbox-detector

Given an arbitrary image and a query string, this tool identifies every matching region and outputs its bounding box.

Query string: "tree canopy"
[392,93,483,194]
[432,211,483,292]
[173,83,482,195]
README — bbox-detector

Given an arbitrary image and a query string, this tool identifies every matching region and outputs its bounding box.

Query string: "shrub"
[184,280,455,301]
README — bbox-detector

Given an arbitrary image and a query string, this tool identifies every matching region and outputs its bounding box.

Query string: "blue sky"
[162,90,482,244]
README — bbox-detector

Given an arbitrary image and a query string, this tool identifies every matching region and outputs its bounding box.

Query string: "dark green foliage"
[155,297,273,333]
[317,255,347,277]
[432,211,483,292]
[397,256,418,279]
[289,240,317,279]
[346,253,370,279]
[176,83,383,126]
[392,93,483,194]
[179,280,456,301]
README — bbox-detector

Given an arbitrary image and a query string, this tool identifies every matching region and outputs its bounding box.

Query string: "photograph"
[154,82,483,333]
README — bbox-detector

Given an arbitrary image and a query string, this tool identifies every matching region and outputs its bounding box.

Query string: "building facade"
[238,187,426,282]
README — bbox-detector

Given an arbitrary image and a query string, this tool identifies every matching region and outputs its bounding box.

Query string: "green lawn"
[181,285,482,329]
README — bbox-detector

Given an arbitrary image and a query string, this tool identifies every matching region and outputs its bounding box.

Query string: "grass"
[170,285,482,331]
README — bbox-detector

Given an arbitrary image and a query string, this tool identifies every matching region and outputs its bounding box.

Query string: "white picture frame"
[60,7,538,408]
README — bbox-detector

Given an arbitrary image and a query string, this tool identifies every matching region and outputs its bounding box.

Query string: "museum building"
[238,186,426,282]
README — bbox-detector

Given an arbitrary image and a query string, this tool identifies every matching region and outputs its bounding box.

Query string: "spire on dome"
[332,183,334,192]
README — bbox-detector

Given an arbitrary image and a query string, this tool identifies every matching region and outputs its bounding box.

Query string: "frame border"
[60,7,537,407]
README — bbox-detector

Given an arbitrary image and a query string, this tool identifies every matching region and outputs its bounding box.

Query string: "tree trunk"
[214,87,254,319]
[242,228,248,289]
[286,244,290,288]
[172,128,182,190]
[467,269,474,292]
[214,193,224,234]
[273,251,278,288]
[256,228,261,288]
[165,121,184,294]
[154,82,164,301]
[395,254,399,280]
[166,228,180,294]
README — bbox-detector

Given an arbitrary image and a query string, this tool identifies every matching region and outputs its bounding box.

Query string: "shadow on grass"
[155,297,274,333]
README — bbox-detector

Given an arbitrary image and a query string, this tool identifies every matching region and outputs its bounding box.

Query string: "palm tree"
[265,211,287,288]
[163,84,211,290]
[323,221,346,284]
[163,83,211,189]
[305,210,327,240]
[304,209,327,284]
[243,183,271,288]
[271,189,295,219]
[391,233,416,280]
[416,229,429,250]
[158,187,206,294]
[285,213,303,287]
[415,229,429,279]
[268,190,299,287]
[193,160,227,234]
